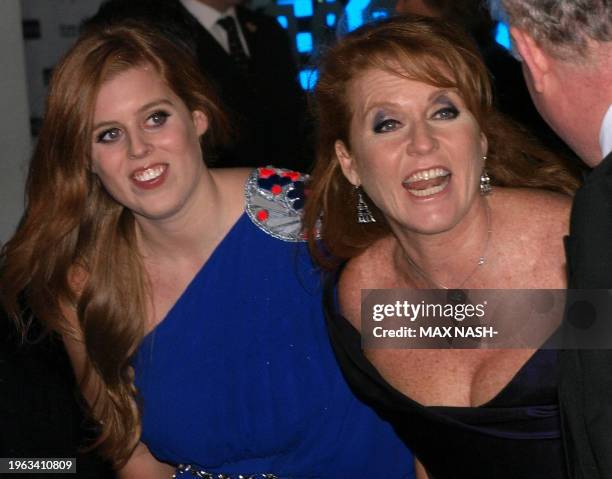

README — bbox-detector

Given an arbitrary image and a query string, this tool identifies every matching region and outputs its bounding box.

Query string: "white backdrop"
[0,0,103,245]
[22,0,104,134]
[0,0,30,245]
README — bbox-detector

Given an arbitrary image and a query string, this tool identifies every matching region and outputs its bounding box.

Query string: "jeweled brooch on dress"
[245,166,320,242]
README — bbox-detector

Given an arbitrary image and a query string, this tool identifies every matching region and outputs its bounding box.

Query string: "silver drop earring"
[355,186,376,224]
[480,156,492,195]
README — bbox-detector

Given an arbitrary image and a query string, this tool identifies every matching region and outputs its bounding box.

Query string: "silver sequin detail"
[173,464,279,479]
[244,167,320,242]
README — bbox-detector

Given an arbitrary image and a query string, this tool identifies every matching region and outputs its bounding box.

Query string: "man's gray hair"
[488,0,612,60]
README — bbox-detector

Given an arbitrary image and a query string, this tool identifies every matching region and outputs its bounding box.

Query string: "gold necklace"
[402,199,492,290]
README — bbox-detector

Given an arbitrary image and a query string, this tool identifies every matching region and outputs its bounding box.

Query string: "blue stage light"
[294,0,313,17]
[344,0,371,32]
[276,15,289,29]
[296,32,313,53]
[326,13,336,27]
[299,69,318,90]
[371,9,388,19]
[495,22,512,50]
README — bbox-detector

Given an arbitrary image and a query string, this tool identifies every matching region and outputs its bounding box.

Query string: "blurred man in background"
[89,0,311,170]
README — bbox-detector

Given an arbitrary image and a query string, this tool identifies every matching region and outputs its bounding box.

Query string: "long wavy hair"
[0,21,228,466]
[303,15,580,269]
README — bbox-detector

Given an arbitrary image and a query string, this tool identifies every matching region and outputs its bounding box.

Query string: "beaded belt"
[173,464,279,479]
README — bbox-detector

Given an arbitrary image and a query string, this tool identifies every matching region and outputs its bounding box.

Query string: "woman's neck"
[391,197,492,289]
[134,168,244,263]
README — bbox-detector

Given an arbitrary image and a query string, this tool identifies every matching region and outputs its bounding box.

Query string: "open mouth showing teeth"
[133,165,166,182]
[402,168,450,197]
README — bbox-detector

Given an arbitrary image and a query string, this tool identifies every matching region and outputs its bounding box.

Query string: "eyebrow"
[429,90,458,104]
[361,87,462,122]
[92,99,174,131]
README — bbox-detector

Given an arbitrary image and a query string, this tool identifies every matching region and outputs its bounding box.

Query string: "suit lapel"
[175,1,236,66]
[236,7,258,62]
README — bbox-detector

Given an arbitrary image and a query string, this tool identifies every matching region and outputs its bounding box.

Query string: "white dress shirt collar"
[179,0,249,56]
[180,0,225,31]
[600,104,612,159]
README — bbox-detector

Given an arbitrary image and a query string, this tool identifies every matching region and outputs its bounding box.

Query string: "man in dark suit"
[487,1,612,478]
[88,0,311,171]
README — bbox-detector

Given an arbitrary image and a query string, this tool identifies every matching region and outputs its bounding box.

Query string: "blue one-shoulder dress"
[133,168,414,479]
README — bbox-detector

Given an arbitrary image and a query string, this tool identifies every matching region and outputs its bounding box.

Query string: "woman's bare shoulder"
[491,187,571,236]
[490,187,571,287]
[492,186,572,208]
[208,167,251,222]
[211,167,251,191]
[338,237,395,330]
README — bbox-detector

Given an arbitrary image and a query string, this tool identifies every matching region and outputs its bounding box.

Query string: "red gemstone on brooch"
[256,209,269,222]
[259,167,276,179]
[281,171,301,181]
[271,184,282,195]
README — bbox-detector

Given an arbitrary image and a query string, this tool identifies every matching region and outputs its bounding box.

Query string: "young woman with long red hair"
[0,20,413,478]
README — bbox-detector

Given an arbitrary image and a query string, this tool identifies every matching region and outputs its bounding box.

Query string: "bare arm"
[116,443,175,479]
[415,459,430,479]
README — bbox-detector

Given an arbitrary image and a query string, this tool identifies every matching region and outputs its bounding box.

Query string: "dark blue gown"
[133,168,414,479]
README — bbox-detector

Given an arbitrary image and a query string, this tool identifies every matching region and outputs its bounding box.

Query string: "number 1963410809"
[1,458,75,474]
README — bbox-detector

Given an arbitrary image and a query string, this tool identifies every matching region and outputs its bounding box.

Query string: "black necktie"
[217,16,250,74]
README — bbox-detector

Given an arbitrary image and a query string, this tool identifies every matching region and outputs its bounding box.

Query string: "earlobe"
[192,110,209,136]
[510,27,549,93]
[334,140,360,186]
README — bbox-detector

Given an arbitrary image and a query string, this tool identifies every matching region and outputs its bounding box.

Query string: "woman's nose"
[127,132,152,160]
[405,121,438,156]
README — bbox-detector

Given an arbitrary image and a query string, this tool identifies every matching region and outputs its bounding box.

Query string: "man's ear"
[510,27,551,93]
[334,140,360,186]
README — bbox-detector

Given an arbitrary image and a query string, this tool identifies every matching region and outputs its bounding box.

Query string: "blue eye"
[432,106,459,120]
[96,128,122,143]
[147,110,170,127]
[374,118,401,133]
